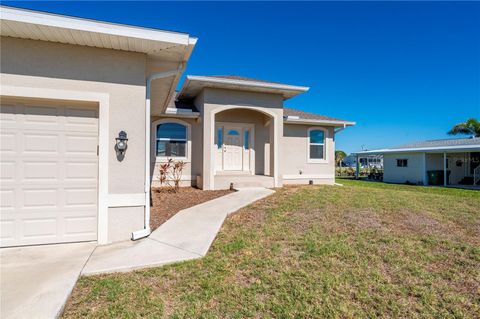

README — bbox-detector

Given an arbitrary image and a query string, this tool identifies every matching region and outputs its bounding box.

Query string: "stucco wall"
[281,124,335,184]
[383,153,424,184]
[1,37,148,243]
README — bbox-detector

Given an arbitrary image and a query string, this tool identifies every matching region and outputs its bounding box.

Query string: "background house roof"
[356,137,480,154]
[394,138,480,149]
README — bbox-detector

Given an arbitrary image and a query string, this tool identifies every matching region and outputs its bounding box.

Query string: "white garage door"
[1,98,98,247]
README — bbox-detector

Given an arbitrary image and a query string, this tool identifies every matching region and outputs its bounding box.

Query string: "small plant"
[159,159,186,192]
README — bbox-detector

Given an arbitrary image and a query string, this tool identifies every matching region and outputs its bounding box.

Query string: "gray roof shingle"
[283,107,348,122]
[391,138,480,150]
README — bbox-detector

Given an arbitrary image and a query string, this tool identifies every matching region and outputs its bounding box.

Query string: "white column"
[202,110,215,190]
[443,152,447,186]
[272,115,282,187]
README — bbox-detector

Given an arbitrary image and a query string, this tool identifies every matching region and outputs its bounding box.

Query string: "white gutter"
[185,75,310,93]
[284,118,356,127]
[131,67,184,241]
[0,5,192,45]
[334,123,348,134]
[164,108,200,118]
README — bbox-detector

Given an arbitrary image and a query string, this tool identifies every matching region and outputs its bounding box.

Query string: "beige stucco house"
[0,6,354,248]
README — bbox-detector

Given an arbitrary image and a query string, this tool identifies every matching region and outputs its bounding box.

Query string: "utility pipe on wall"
[132,66,184,241]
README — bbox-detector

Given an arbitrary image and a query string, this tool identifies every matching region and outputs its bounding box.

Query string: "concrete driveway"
[1,242,96,319]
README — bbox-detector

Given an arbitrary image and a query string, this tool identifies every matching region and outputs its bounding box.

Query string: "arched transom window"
[309,129,325,160]
[156,122,187,157]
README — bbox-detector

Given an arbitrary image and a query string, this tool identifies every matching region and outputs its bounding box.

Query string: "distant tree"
[335,150,347,176]
[448,118,480,138]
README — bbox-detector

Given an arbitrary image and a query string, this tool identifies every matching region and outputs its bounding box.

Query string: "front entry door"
[223,126,243,170]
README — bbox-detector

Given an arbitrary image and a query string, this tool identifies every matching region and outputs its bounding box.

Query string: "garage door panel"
[23,133,59,153]
[0,132,16,152]
[24,105,61,122]
[64,216,97,235]
[1,100,98,247]
[23,218,57,238]
[65,188,97,207]
[23,161,59,181]
[65,162,97,180]
[0,189,15,210]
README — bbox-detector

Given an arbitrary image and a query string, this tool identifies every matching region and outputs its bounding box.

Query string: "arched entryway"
[202,105,281,190]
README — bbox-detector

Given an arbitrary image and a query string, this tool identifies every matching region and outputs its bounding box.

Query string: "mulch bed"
[150,187,234,231]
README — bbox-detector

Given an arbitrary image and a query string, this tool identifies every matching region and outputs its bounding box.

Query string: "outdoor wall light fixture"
[115,130,128,155]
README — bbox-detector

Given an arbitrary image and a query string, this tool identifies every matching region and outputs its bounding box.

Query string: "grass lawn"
[63,180,480,318]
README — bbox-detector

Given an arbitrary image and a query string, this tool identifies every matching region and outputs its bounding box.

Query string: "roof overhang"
[284,117,356,127]
[355,144,480,155]
[0,6,197,62]
[177,75,310,100]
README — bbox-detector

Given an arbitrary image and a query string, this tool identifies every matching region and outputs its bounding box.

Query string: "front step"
[214,175,274,190]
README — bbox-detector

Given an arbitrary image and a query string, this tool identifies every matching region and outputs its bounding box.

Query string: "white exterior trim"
[0,6,196,46]
[151,118,192,162]
[283,174,332,180]
[108,194,146,207]
[285,118,356,127]
[307,127,328,164]
[184,75,309,93]
[1,85,110,244]
[164,108,200,118]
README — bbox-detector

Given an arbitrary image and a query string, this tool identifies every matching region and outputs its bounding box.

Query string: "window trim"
[152,118,191,162]
[307,127,328,163]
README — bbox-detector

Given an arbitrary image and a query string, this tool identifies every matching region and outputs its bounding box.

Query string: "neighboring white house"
[355,138,480,187]
[0,6,354,248]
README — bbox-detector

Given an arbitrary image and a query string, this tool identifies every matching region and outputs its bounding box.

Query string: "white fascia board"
[187,75,310,92]
[164,108,200,118]
[355,144,480,155]
[178,75,310,99]
[284,118,356,127]
[0,6,192,45]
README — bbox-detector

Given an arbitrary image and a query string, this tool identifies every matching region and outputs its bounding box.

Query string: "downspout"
[132,66,184,240]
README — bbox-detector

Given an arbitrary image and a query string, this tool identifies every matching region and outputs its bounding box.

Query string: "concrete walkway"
[82,187,274,275]
[1,242,96,319]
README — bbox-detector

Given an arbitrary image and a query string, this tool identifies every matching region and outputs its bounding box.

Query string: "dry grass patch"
[63,180,480,318]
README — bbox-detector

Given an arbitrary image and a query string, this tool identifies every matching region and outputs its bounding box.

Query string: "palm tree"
[448,118,480,138]
[335,150,347,176]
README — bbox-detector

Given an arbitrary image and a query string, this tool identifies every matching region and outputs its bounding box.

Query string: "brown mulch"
[150,187,234,231]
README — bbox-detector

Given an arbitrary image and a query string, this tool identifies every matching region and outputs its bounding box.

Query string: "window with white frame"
[309,129,326,160]
[156,122,187,157]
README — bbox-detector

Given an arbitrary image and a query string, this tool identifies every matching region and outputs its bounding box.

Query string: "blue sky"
[4,1,479,154]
